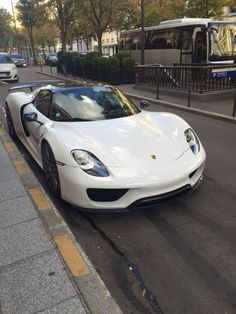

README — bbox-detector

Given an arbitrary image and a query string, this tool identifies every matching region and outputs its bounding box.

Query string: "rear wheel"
[42,142,61,198]
[5,103,17,139]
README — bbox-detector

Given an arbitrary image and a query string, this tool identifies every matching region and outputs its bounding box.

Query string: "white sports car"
[5,81,206,211]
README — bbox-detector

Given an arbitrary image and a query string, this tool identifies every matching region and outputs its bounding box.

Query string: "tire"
[5,103,17,139]
[42,142,61,198]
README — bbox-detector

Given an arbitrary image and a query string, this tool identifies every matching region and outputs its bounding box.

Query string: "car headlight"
[71,150,109,177]
[184,128,200,154]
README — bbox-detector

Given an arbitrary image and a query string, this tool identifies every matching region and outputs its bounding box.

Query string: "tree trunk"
[28,26,37,65]
[61,29,67,52]
[97,31,102,54]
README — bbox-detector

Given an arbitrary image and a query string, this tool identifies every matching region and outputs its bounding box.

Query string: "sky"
[1,0,18,14]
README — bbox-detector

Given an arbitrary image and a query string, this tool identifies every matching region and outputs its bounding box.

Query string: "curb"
[36,70,236,124]
[125,93,236,124]
[0,124,122,314]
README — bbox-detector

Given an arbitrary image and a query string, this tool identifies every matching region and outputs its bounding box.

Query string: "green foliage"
[73,55,81,65]
[121,57,135,70]
[84,51,100,67]
[49,0,76,52]
[16,0,46,30]
[0,7,13,49]
[186,0,227,18]
[144,2,161,27]
[110,0,140,31]
[73,54,85,76]
[107,56,120,71]
[100,57,109,70]
[115,52,131,62]
[92,57,102,70]
[75,0,114,53]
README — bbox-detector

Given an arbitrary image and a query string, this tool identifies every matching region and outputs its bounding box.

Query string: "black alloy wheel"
[42,142,61,198]
[5,103,17,139]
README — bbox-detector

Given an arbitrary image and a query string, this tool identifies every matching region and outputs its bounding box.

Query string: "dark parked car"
[45,53,58,66]
[10,54,27,67]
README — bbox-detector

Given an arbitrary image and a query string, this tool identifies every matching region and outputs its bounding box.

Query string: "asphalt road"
[1,67,236,314]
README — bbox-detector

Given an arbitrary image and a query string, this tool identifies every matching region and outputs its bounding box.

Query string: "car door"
[23,89,53,158]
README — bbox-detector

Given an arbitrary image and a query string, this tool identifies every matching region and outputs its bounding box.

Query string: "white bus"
[119,18,236,66]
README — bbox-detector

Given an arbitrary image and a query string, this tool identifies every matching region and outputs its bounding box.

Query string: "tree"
[67,17,96,51]
[75,0,114,54]
[49,0,76,52]
[34,21,59,52]
[143,0,186,26]
[16,0,46,65]
[0,6,14,50]
[186,0,228,18]
[12,31,28,54]
[110,0,140,31]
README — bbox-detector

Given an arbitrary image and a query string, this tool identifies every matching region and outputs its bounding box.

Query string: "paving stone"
[0,250,77,314]
[0,179,26,202]
[0,146,11,167]
[0,164,19,183]
[0,196,38,228]
[0,218,53,267]
[38,296,86,314]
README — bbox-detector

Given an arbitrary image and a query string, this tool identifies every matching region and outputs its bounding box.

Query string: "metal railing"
[135,64,236,94]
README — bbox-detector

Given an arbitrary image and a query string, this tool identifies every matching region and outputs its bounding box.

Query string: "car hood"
[0,63,16,71]
[52,111,190,168]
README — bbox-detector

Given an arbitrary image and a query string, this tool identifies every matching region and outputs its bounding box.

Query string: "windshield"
[0,54,13,63]
[11,54,22,59]
[209,22,236,61]
[52,86,140,121]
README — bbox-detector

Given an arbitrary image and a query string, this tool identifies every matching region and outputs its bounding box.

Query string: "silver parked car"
[10,54,27,67]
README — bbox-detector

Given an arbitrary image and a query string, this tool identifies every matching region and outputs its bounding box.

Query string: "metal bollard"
[156,69,159,99]
[233,89,236,117]
[50,62,52,74]
[74,63,76,80]
[187,83,191,107]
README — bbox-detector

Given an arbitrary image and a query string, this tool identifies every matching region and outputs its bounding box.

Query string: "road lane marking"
[28,187,50,209]
[13,159,29,174]
[3,141,15,151]
[0,127,5,136]
[54,234,89,277]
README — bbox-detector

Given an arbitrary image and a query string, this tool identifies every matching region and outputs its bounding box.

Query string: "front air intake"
[87,188,128,202]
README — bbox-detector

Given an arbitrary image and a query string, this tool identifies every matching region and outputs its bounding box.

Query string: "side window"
[34,90,52,118]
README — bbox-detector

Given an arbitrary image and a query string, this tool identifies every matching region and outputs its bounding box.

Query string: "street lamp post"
[140,0,145,65]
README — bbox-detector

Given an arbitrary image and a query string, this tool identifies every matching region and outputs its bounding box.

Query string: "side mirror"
[23,112,43,125]
[140,100,150,109]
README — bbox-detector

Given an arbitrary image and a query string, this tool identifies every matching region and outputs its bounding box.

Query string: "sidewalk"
[35,65,236,123]
[0,125,122,314]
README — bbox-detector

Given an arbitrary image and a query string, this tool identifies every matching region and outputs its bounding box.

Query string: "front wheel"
[5,103,17,139]
[42,142,61,198]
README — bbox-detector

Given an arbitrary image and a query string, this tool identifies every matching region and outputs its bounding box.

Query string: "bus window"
[125,33,131,50]
[194,31,207,63]
[130,33,140,50]
[147,29,168,49]
[145,28,180,49]
[181,30,193,50]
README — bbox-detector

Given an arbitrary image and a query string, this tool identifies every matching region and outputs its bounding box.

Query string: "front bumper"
[15,61,27,67]
[57,147,206,210]
[0,69,18,81]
